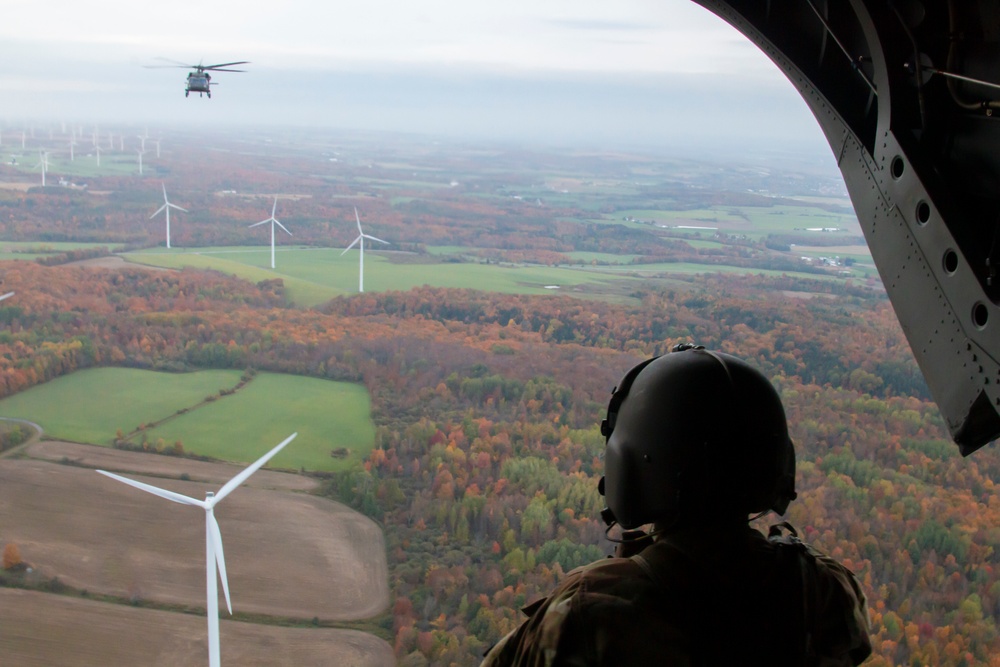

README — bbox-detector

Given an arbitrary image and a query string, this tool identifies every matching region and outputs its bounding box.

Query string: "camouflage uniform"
[481,524,871,667]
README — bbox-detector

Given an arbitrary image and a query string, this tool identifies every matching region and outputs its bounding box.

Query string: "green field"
[616,205,860,238]
[0,241,122,261]
[123,247,635,306]
[0,368,374,472]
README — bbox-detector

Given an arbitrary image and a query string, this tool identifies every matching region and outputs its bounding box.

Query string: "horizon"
[0,1,835,158]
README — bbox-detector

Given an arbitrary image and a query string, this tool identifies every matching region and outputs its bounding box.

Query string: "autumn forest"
[0,127,996,666]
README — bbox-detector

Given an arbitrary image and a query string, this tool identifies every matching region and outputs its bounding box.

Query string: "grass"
[0,368,243,444]
[123,246,635,305]
[142,373,375,472]
[0,368,374,472]
[0,241,122,261]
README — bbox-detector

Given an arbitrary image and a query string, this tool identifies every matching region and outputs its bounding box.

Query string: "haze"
[1,0,831,156]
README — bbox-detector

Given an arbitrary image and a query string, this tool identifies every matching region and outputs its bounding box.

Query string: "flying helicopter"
[146,59,249,98]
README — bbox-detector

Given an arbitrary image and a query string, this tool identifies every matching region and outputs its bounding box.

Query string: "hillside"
[0,261,994,665]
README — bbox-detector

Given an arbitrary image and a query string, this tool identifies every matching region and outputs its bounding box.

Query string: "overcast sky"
[0,0,834,156]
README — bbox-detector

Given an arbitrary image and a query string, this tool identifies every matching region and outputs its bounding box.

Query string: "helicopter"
[146,59,249,98]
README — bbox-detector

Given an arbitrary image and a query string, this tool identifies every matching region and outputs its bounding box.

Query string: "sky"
[0,0,834,156]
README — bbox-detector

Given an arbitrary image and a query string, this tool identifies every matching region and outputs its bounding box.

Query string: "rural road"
[0,417,43,459]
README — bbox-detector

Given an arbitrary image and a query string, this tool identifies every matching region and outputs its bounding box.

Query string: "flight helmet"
[599,345,796,530]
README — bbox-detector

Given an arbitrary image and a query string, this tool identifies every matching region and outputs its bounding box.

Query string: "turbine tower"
[249,197,292,269]
[95,144,101,167]
[341,207,389,293]
[34,152,49,187]
[96,433,297,667]
[136,149,145,175]
[150,184,188,249]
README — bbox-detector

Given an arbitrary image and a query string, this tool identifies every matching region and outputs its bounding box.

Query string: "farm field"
[24,441,319,492]
[123,246,636,305]
[0,369,375,472]
[0,456,390,621]
[0,241,121,261]
[0,368,243,444]
[0,589,394,667]
[617,204,861,237]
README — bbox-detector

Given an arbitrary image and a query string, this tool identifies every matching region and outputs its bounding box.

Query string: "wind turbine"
[34,152,49,187]
[96,432,297,667]
[341,208,389,293]
[150,184,187,249]
[95,144,101,167]
[249,197,291,269]
[136,148,145,175]
[69,137,77,161]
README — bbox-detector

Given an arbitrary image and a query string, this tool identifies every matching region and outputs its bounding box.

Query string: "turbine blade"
[363,234,389,245]
[0,292,14,302]
[274,220,292,236]
[150,205,167,219]
[214,433,297,503]
[271,198,278,218]
[96,470,206,507]
[161,183,168,202]
[209,514,233,615]
[355,208,363,233]
[249,219,270,228]
[341,235,361,255]
[168,204,188,213]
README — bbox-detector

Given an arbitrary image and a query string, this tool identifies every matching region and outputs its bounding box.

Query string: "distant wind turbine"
[249,197,292,269]
[69,137,77,161]
[34,152,49,187]
[96,433,297,667]
[150,184,187,249]
[136,149,145,175]
[94,144,101,167]
[341,208,389,293]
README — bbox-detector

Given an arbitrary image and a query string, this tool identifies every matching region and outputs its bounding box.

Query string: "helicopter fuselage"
[185,72,212,97]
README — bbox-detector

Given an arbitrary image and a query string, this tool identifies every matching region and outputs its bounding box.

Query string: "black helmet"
[599,345,796,530]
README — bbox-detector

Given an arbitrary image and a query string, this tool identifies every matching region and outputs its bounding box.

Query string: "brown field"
[0,589,394,667]
[0,181,33,191]
[0,451,390,622]
[26,441,318,492]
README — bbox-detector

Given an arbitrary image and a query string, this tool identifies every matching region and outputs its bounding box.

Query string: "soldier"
[482,345,871,666]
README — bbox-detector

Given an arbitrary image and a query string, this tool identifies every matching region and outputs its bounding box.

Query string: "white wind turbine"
[249,197,292,269]
[95,144,102,167]
[96,432,297,667]
[341,207,389,293]
[136,148,145,175]
[34,151,49,187]
[150,184,187,249]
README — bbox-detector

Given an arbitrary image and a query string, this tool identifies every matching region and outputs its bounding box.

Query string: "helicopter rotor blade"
[145,57,198,69]
[204,61,250,70]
